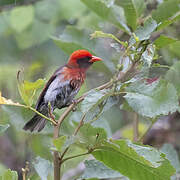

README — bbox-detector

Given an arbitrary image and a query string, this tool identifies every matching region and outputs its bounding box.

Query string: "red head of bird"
[67,49,102,70]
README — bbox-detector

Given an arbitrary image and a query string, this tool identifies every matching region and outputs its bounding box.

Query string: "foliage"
[0,0,180,179]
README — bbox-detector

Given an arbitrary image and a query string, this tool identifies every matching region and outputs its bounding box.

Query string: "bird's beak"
[89,56,102,63]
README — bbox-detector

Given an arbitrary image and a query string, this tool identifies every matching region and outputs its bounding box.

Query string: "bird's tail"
[23,114,47,132]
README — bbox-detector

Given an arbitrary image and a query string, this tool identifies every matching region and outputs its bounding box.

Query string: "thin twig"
[61,151,91,164]
[74,114,86,136]
[27,106,57,125]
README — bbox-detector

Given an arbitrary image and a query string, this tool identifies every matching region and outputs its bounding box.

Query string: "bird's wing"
[35,66,64,110]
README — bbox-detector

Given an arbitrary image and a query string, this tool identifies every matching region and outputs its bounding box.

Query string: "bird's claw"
[72,99,77,112]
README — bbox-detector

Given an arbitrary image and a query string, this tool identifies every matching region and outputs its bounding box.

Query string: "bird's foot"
[48,103,57,125]
[72,99,78,112]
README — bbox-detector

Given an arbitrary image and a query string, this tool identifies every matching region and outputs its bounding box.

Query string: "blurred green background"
[0,0,180,179]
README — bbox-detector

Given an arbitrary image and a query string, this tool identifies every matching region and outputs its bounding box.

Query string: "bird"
[23,49,102,132]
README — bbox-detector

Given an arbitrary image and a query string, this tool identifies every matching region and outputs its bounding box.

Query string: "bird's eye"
[77,56,93,68]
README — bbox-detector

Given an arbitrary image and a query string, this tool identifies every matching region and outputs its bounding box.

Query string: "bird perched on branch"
[23,50,102,132]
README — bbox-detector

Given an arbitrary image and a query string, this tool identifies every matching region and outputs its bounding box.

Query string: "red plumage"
[23,50,102,132]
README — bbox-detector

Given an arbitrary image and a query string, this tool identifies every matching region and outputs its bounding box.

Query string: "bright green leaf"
[10,6,34,33]
[116,0,137,30]
[154,35,178,49]
[152,0,180,23]
[124,79,179,118]
[81,159,123,179]
[18,79,45,106]
[77,123,107,148]
[0,169,18,180]
[92,139,175,180]
[53,136,67,152]
[81,0,130,33]
[33,156,53,180]
[0,124,9,136]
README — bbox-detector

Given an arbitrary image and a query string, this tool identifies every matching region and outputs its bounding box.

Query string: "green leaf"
[81,89,109,114]
[10,6,34,33]
[169,41,180,58]
[81,0,130,33]
[130,17,157,44]
[80,89,112,123]
[133,0,146,17]
[166,61,180,96]
[161,144,180,173]
[124,79,179,118]
[81,159,123,179]
[154,35,178,49]
[152,0,180,24]
[116,0,138,30]
[77,123,107,148]
[0,124,9,136]
[157,12,180,30]
[0,169,18,180]
[53,136,67,152]
[33,156,53,180]
[92,139,175,180]
[18,79,45,106]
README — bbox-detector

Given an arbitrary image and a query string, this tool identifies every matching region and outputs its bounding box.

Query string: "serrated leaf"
[81,0,130,33]
[92,139,175,180]
[33,156,53,180]
[0,169,18,180]
[152,0,180,24]
[10,6,34,33]
[53,136,67,152]
[154,35,178,49]
[0,124,10,136]
[124,79,179,118]
[0,92,24,107]
[81,159,123,179]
